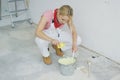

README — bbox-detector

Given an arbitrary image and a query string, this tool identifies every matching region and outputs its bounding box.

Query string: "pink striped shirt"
[42,10,54,29]
[42,10,63,30]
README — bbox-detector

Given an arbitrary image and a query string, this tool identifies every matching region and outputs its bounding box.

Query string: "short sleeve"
[42,10,53,22]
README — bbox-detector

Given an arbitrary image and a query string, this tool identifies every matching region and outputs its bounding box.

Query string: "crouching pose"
[35,5,82,65]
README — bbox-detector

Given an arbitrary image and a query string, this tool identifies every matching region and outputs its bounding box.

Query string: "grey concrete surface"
[0,22,120,80]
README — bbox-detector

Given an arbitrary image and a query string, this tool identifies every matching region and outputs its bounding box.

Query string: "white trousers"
[35,23,82,57]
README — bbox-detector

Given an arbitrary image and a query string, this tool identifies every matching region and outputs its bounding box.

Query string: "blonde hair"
[59,5,73,17]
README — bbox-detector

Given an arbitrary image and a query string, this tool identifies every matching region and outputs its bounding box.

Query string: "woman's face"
[57,15,69,24]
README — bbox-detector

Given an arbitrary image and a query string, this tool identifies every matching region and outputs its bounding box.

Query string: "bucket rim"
[58,57,77,65]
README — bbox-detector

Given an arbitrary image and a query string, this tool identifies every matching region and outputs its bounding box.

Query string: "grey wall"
[0,0,30,26]
[1,0,9,16]
[75,0,120,63]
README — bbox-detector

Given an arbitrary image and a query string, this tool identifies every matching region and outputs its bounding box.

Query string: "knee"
[35,37,49,48]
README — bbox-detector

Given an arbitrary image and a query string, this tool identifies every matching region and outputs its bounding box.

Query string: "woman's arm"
[35,16,60,45]
[35,16,53,42]
[67,17,78,52]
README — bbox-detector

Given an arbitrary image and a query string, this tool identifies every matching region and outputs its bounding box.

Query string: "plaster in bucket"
[58,57,76,76]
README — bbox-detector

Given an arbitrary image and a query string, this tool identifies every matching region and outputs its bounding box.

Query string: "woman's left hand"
[72,44,78,53]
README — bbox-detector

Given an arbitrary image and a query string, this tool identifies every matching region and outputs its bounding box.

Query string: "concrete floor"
[0,22,120,80]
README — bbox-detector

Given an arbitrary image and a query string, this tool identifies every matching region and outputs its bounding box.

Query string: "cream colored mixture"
[58,57,76,65]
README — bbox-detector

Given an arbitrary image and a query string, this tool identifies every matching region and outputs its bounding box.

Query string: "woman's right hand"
[51,39,60,45]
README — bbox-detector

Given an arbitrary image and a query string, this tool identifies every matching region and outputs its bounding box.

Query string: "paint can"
[58,57,76,76]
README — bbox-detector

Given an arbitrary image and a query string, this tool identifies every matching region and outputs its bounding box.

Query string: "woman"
[35,5,82,65]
